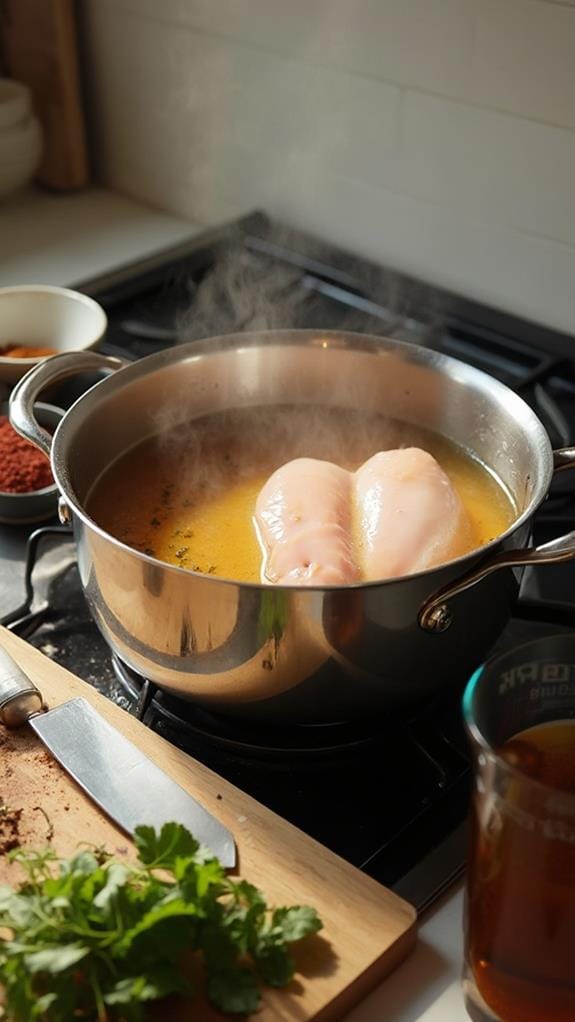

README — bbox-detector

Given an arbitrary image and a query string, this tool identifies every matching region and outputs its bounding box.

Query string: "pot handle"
[418,447,575,633]
[9,351,126,459]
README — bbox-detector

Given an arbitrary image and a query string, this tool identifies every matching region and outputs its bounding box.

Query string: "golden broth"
[87,405,516,584]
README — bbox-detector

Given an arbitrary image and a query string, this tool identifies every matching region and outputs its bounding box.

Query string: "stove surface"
[3,212,575,913]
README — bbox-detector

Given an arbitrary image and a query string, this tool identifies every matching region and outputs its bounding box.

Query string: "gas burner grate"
[437,319,575,452]
[109,655,472,906]
[111,652,466,761]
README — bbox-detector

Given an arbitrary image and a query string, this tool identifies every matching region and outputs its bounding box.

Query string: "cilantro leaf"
[134,821,200,867]
[272,905,323,942]
[254,943,295,987]
[104,965,190,1005]
[93,862,130,911]
[115,897,201,956]
[0,889,38,928]
[60,849,101,877]
[31,992,58,1016]
[207,966,261,1014]
[23,943,89,973]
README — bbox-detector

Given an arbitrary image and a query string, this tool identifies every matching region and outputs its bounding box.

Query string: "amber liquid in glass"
[467,721,575,1022]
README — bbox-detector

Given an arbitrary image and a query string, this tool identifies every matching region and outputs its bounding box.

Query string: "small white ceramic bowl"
[0,284,107,383]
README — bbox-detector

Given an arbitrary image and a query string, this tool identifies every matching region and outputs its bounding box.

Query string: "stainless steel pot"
[10,330,575,724]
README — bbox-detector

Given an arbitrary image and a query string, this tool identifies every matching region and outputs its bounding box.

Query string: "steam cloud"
[175,222,445,343]
[149,222,447,497]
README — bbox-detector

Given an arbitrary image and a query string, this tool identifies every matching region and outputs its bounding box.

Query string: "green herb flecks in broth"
[87,405,516,583]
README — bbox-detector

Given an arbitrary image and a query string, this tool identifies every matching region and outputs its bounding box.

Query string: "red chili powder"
[0,416,54,493]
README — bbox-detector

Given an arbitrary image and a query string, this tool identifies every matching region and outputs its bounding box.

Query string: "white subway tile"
[82,4,400,219]
[308,0,475,99]
[402,94,508,217]
[471,0,575,130]
[506,119,575,243]
[402,91,575,246]
[105,0,475,101]
[300,71,400,193]
[271,160,575,337]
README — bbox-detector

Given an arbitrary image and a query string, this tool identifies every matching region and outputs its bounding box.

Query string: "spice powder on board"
[0,416,53,492]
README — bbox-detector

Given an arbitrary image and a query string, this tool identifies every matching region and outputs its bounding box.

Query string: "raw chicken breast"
[354,447,472,580]
[255,458,359,585]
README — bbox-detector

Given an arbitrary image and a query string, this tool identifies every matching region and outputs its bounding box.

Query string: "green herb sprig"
[0,822,322,1020]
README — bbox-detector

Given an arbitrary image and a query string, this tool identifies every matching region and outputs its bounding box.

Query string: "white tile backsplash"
[402,94,511,221]
[84,5,401,219]
[302,71,401,194]
[306,0,475,99]
[403,92,575,246]
[471,0,575,131]
[504,118,575,244]
[82,0,575,335]
[109,0,475,101]
[273,156,575,337]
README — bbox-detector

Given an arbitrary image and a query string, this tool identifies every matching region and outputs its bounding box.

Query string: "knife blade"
[0,645,236,868]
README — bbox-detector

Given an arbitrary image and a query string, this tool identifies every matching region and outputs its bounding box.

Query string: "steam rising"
[175,223,445,343]
[150,223,447,498]
[176,242,304,339]
[151,403,434,508]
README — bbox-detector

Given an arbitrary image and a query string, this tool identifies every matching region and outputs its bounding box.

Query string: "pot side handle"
[9,351,126,459]
[419,447,575,633]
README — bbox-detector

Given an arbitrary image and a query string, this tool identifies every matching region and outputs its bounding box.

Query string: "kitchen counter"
[0,185,468,1022]
[0,186,202,287]
[349,886,466,1021]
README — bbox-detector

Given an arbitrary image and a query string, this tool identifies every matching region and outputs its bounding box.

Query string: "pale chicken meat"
[255,458,359,585]
[255,448,472,585]
[354,447,472,579]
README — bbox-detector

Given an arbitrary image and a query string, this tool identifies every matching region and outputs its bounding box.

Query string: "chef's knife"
[0,646,236,868]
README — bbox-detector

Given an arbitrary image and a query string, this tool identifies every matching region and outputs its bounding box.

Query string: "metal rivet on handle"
[419,603,453,633]
[58,496,72,525]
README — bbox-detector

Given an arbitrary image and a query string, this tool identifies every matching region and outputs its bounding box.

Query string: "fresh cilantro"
[272,904,322,942]
[0,822,322,1020]
[207,966,261,1014]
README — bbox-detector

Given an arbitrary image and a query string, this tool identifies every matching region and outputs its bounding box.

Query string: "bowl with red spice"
[0,284,107,383]
[0,402,61,524]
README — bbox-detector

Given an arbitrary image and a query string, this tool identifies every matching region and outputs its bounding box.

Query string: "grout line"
[466,0,479,107]
[399,87,575,137]
[395,87,407,192]
[94,0,575,136]
[349,165,575,254]
[505,220,575,251]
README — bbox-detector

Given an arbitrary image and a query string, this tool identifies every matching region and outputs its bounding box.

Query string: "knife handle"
[0,646,45,727]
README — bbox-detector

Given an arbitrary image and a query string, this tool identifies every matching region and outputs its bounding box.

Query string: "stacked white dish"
[0,78,42,200]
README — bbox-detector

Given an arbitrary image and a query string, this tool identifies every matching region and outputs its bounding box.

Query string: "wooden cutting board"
[0,626,417,1021]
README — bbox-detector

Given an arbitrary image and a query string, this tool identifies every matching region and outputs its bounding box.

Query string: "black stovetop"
[3,211,575,913]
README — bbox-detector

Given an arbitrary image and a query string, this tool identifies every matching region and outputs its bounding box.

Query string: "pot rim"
[50,328,553,590]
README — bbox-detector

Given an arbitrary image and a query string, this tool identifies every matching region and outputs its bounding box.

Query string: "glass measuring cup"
[463,634,575,1021]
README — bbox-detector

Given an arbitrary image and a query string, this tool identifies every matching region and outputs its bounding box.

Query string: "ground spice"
[0,344,56,358]
[0,416,54,493]
[0,805,23,854]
